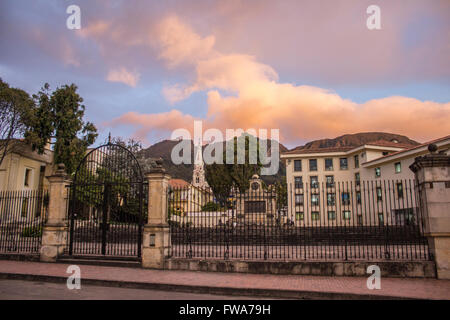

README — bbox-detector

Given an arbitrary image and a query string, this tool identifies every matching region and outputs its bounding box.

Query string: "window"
[311,194,320,206]
[341,192,350,205]
[294,176,303,189]
[375,167,381,178]
[354,155,359,168]
[311,211,320,221]
[295,194,304,205]
[24,168,32,187]
[328,211,336,220]
[376,187,382,201]
[343,210,351,220]
[382,151,389,156]
[324,158,333,171]
[339,158,348,170]
[395,162,401,173]
[294,160,302,172]
[310,176,319,188]
[355,172,360,186]
[295,212,304,221]
[327,193,336,206]
[356,191,361,204]
[309,159,317,171]
[396,182,403,198]
[325,175,334,188]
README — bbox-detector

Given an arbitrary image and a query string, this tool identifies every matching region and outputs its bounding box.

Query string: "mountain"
[138,132,418,184]
[138,138,288,184]
[289,132,419,152]
[138,139,195,182]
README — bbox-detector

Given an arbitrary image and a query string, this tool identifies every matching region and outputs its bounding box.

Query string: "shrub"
[21,226,42,238]
[201,201,221,212]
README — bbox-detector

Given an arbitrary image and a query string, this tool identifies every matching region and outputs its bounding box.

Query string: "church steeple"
[192,138,208,188]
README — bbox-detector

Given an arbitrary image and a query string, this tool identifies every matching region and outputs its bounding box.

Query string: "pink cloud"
[106,68,140,87]
[109,15,450,144]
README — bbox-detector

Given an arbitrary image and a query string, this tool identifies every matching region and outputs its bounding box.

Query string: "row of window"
[293,158,403,177]
[295,192,352,206]
[375,162,402,178]
[294,183,404,206]
[294,211,384,224]
[294,175,351,189]
[294,163,402,188]
[293,155,360,172]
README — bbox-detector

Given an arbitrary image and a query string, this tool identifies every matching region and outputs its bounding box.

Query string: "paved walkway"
[0,260,449,299]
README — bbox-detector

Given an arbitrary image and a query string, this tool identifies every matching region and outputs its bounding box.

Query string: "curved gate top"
[69,143,147,259]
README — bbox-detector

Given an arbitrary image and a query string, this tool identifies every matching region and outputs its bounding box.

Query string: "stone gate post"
[40,163,71,262]
[142,160,171,269]
[410,144,450,279]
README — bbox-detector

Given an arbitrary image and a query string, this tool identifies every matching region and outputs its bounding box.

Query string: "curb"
[0,272,410,300]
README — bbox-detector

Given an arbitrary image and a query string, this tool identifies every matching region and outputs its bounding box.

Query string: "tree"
[205,134,263,202]
[109,136,142,155]
[25,83,98,174]
[0,78,34,166]
[205,162,233,205]
[274,181,287,209]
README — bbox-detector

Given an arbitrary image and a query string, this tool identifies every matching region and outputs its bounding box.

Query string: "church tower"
[192,139,209,188]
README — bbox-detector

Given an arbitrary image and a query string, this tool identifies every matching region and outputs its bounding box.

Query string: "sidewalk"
[0,260,449,299]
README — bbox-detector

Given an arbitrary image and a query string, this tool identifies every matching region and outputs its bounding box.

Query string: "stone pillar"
[40,163,71,262]
[142,160,171,269]
[410,144,450,279]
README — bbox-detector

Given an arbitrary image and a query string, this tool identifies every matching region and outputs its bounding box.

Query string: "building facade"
[281,135,450,227]
[0,140,54,192]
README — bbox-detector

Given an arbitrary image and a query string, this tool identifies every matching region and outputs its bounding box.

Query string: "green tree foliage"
[274,181,287,209]
[109,136,142,155]
[201,201,222,212]
[0,78,34,166]
[205,134,262,203]
[25,83,98,174]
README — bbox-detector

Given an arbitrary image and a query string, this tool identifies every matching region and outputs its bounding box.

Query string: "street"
[0,279,269,300]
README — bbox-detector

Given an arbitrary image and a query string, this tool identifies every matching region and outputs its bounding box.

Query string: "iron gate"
[68,143,147,258]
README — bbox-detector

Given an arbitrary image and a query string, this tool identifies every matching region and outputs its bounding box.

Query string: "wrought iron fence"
[168,179,430,261]
[67,142,148,258]
[0,189,48,253]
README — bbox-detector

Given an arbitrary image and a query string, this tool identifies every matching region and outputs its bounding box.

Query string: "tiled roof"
[282,146,354,155]
[363,140,416,149]
[282,140,415,156]
[363,135,450,164]
[169,179,190,187]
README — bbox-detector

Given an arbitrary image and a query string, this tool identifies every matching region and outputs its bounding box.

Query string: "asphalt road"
[0,279,268,300]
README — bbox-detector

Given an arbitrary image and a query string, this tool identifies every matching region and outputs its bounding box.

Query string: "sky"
[0,0,449,149]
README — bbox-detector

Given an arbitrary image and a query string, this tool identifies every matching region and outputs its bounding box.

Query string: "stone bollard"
[142,159,171,269]
[410,144,450,279]
[40,163,71,262]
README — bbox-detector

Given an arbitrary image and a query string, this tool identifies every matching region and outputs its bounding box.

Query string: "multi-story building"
[281,135,450,227]
[0,139,53,192]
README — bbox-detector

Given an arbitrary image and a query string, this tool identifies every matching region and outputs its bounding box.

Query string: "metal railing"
[168,179,430,261]
[0,189,48,253]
